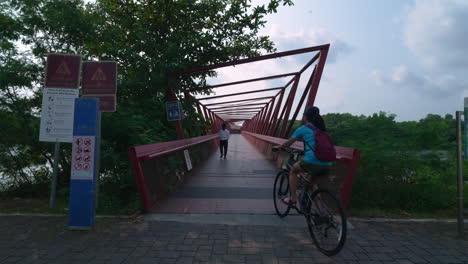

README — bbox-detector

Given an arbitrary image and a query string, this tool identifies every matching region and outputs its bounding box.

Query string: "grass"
[347,207,464,219]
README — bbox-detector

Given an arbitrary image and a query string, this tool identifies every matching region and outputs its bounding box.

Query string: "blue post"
[68,98,99,229]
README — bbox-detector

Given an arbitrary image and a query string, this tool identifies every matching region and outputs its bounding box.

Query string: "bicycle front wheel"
[304,189,347,256]
[273,170,290,217]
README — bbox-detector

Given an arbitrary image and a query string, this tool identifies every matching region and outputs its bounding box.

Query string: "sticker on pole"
[71,136,95,180]
[45,54,82,88]
[39,88,79,143]
[184,150,193,171]
[82,61,117,94]
[166,101,182,121]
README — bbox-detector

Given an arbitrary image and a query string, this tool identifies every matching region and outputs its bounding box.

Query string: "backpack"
[304,124,337,162]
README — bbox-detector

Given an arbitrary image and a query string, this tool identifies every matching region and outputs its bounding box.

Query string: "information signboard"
[39,88,79,143]
[82,61,117,94]
[45,54,81,88]
[166,101,182,121]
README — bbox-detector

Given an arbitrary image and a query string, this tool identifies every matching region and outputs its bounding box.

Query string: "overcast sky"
[200,0,468,121]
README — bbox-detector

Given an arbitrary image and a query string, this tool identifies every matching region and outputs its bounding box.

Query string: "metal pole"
[465,98,468,158]
[456,111,465,238]
[49,140,60,209]
[95,112,101,209]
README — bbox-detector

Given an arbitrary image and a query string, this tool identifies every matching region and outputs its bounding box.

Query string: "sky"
[199,0,468,121]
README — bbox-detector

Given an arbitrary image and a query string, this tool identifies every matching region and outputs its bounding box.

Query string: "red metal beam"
[167,44,330,76]
[279,75,300,138]
[299,53,320,74]
[204,96,273,106]
[197,87,283,100]
[273,88,293,136]
[262,97,275,135]
[215,112,261,115]
[267,75,296,136]
[285,66,316,136]
[306,46,329,107]
[207,102,268,110]
[195,101,207,135]
[267,89,285,136]
[255,107,268,133]
[213,107,263,113]
[189,73,296,92]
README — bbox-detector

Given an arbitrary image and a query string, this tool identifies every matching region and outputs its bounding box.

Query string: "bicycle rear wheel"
[273,170,291,217]
[304,189,346,256]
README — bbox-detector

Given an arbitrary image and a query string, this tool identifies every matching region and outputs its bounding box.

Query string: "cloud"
[267,25,353,64]
[371,65,465,98]
[404,0,468,69]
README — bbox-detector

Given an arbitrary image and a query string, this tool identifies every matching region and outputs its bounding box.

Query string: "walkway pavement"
[1,215,467,264]
[153,134,277,214]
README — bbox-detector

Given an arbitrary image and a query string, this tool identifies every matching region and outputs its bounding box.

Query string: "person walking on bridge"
[219,123,230,159]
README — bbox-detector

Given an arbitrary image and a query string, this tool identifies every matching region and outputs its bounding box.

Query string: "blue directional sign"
[166,101,182,121]
[68,98,99,229]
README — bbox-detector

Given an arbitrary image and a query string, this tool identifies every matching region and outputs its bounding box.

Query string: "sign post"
[69,98,99,229]
[456,109,465,238]
[81,61,117,208]
[464,98,468,159]
[41,54,81,208]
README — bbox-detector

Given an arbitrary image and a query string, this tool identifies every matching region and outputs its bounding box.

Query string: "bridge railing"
[242,131,361,209]
[128,134,219,212]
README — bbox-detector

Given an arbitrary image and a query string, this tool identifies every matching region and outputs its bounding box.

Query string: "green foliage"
[319,112,465,212]
[286,112,465,212]
[0,0,294,213]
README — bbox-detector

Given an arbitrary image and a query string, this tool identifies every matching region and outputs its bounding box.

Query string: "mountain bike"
[272,147,347,256]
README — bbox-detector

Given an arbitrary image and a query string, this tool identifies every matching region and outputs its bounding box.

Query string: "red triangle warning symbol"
[55,61,71,75]
[91,68,107,81]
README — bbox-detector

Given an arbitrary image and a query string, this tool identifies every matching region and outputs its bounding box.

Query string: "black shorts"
[299,159,331,177]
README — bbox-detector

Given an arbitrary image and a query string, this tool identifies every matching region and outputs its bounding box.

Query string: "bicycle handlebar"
[272,146,303,155]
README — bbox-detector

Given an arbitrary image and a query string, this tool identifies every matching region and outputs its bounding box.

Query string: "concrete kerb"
[144,213,355,229]
[0,213,132,218]
[1,212,466,226]
[349,217,468,223]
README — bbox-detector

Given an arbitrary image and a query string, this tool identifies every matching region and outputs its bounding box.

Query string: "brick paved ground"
[0,216,467,264]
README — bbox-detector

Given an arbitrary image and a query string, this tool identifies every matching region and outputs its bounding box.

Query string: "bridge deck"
[152,134,278,214]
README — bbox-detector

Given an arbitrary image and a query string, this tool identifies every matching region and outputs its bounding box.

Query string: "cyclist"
[273,106,333,207]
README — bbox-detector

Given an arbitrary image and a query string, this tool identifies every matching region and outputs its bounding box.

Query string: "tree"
[1,0,293,193]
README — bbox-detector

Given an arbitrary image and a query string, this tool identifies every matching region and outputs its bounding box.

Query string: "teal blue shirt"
[292,123,332,166]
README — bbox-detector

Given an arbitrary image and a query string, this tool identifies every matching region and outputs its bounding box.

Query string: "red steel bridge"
[128,44,361,214]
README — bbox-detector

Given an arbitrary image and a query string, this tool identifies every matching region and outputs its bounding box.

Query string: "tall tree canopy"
[0,0,293,189]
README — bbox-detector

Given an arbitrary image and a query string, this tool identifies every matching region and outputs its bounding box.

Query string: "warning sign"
[82,61,117,94]
[91,68,107,81]
[55,61,71,75]
[71,136,95,180]
[45,54,81,88]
